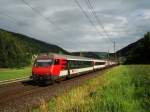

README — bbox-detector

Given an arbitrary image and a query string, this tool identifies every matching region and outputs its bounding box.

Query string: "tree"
[125,32,150,64]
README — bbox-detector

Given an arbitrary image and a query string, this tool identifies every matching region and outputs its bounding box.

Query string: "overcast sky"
[0,0,150,52]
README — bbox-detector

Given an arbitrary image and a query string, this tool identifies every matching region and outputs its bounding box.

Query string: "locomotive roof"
[37,53,107,62]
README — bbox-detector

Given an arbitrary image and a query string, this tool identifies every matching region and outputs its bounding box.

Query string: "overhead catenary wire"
[21,0,66,33]
[2,0,131,53]
[82,0,116,54]
[85,0,114,43]
[0,13,66,45]
[73,0,105,37]
[0,13,22,23]
[74,0,117,54]
[91,0,145,35]
[85,0,117,55]
[0,0,68,45]
[0,12,137,34]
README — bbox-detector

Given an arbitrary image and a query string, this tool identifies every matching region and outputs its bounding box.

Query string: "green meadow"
[36,65,150,112]
[0,66,31,81]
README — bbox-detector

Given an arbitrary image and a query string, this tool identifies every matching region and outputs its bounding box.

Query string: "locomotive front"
[31,55,55,83]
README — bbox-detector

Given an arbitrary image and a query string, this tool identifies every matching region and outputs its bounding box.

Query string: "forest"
[117,32,150,64]
[0,29,68,68]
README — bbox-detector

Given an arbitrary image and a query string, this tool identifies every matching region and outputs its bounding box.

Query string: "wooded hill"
[117,32,150,64]
[0,29,69,68]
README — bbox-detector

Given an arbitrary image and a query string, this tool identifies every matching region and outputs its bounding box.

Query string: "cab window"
[34,59,53,67]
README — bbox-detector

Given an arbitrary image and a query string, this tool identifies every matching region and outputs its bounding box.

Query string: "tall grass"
[130,65,150,112]
[37,65,150,112]
[89,66,142,112]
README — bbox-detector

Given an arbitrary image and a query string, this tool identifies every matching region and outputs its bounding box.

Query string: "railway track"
[0,66,116,112]
[0,77,29,85]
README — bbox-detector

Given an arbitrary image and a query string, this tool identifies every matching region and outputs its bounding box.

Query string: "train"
[31,53,116,84]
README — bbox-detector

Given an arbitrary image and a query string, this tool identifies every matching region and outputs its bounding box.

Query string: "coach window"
[54,59,60,65]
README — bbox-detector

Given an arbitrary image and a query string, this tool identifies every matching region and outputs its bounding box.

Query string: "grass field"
[0,66,31,81]
[36,65,150,112]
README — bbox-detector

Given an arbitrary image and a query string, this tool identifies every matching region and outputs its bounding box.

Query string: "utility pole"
[107,49,110,65]
[114,41,116,61]
[80,51,82,57]
[107,50,110,60]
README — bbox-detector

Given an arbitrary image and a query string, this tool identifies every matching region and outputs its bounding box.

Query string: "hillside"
[71,52,108,59]
[0,29,69,68]
[117,39,142,57]
[117,32,150,64]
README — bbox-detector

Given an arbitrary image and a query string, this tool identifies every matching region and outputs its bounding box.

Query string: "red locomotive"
[31,53,115,84]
